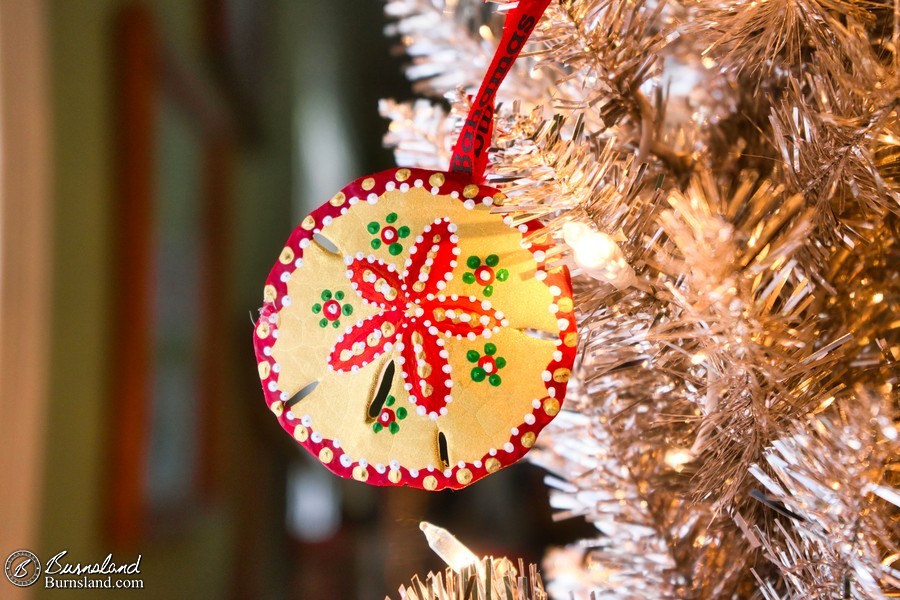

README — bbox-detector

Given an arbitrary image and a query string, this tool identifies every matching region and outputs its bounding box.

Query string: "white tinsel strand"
[531,408,757,597]
[750,387,900,599]
[533,410,685,598]
[384,0,538,102]
[379,98,457,170]
[381,0,678,172]
[392,560,549,600]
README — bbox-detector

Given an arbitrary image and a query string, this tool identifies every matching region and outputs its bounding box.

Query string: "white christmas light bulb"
[562,221,636,288]
[419,521,516,584]
[419,521,480,572]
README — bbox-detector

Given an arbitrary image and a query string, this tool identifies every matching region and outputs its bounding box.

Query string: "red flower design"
[322,299,342,321]
[326,218,505,418]
[378,409,396,425]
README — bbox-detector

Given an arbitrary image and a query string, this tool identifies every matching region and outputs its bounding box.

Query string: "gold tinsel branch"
[692,0,881,77]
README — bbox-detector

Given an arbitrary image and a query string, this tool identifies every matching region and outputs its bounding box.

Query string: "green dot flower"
[311,289,353,329]
[461,254,509,297]
[372,395,408,434]
[467,342,507,387]
[366,212,411,256]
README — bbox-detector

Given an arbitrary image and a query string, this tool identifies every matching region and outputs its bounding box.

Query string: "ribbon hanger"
[449,0,552,182]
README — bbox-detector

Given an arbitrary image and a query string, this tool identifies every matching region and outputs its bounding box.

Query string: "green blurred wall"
[40,1,299,597]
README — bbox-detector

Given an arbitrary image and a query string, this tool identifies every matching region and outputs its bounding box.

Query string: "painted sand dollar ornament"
[253,0,570,490]
[253,168,576,490]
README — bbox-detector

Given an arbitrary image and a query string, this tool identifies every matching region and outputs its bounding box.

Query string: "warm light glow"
[665,448,695,472]
[478,25,495,43]
[562,221,636,288]
[563,221,618,269]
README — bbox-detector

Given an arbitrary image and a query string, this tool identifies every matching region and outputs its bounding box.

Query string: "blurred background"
[0,1,588,598]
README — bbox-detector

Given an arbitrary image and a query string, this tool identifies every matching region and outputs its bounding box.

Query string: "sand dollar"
[253,168,576,490]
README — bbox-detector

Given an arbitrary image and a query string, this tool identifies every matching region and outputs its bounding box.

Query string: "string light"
[419,521,480,573]
[392,522,545,599]
[664,447,695,472]
[416,522,519,595]
[562,221,635,288]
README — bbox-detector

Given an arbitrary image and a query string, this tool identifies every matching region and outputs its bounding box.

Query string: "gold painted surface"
[271,187,562,470]
[270,242,378,396]
[439,327,554,463]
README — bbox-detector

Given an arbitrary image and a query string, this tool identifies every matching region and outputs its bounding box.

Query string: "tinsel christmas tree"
[380,0,899,597]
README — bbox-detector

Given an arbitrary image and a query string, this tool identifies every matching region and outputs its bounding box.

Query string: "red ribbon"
[449,0,551,182]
